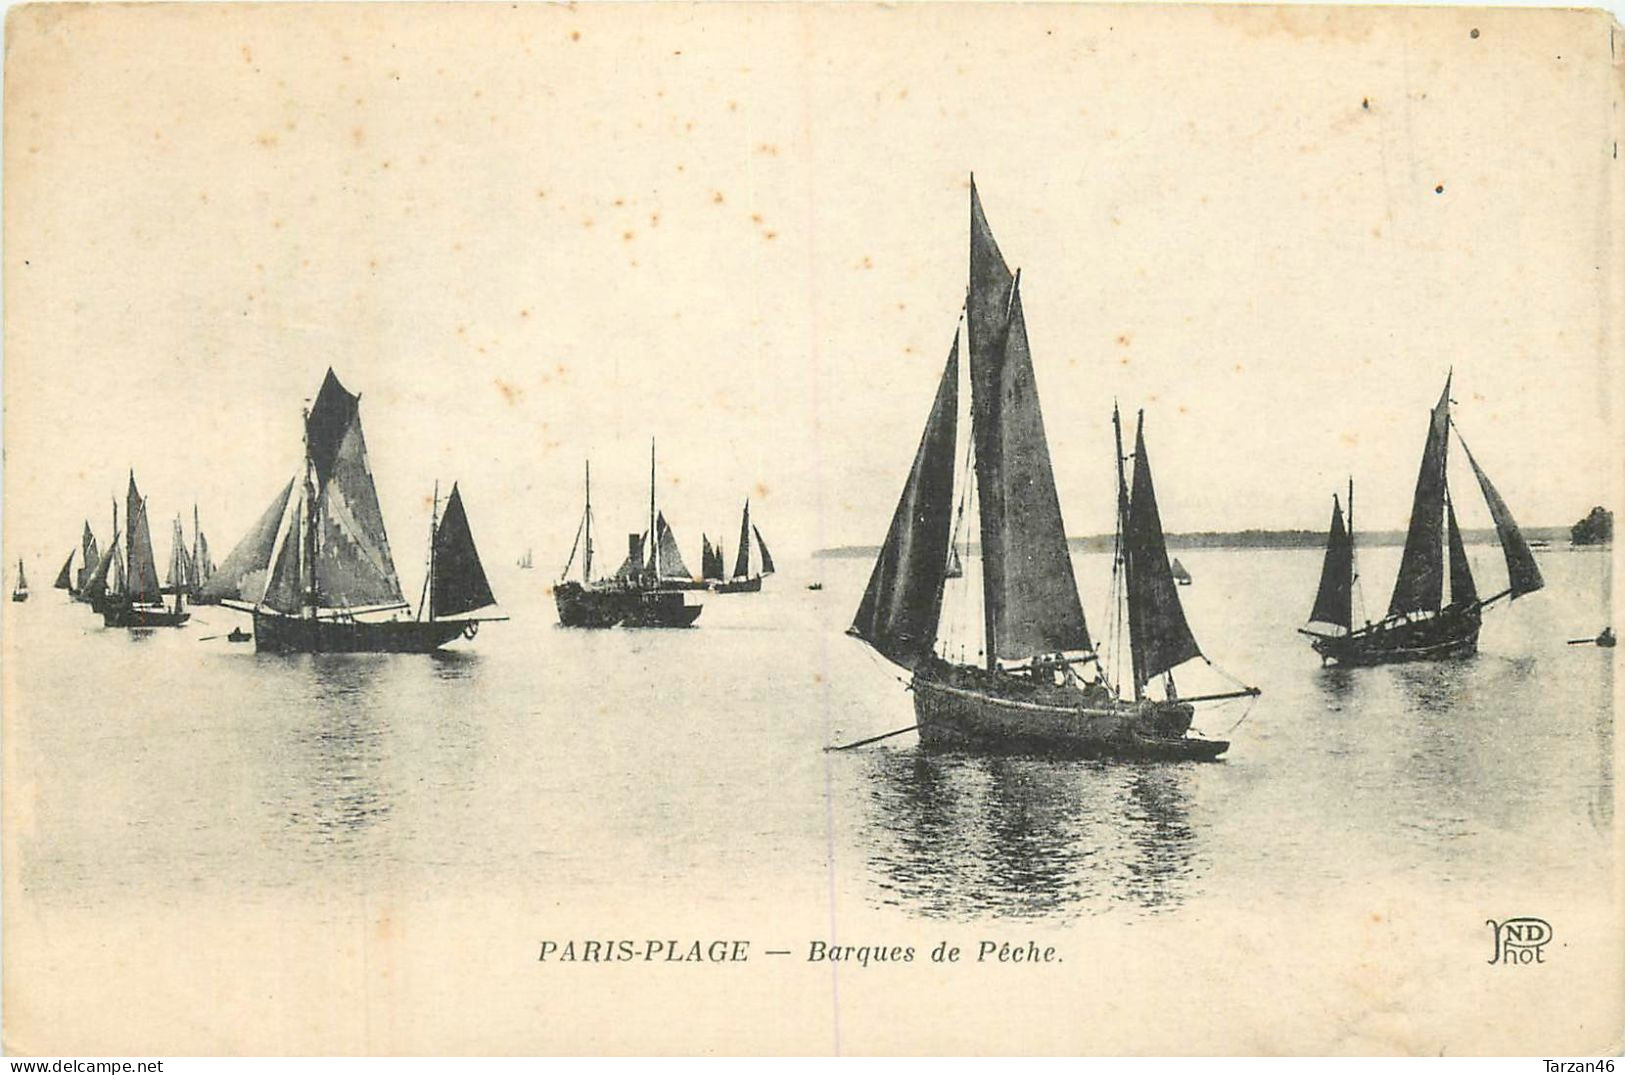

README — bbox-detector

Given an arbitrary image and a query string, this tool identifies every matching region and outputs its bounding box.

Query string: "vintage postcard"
[3,1,1621,1056]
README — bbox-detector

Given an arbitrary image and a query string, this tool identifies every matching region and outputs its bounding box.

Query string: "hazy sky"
[6,3,1618,591]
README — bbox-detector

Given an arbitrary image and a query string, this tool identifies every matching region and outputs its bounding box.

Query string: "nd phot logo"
[1486,917,1552,965]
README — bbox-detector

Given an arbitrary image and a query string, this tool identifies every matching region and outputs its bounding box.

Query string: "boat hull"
[620,589,703,628]
[553,581,703,628]
[1310,604,1481,667]
[553,582,626,628]
[910,663,1227,762]
[11,593,27,603]
[102,601,190,628]
[713,576,762,594]
[251,611,466,653]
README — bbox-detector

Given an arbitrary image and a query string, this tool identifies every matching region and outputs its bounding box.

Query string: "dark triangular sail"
[124,476,164,605]
[753,525,775,575]
[1388,381,1451,617]
[53,552,73,590]
[430,484,497,618]
[110,546,126,594]
[701,536,724,581]
[969,276,1091,662]
[1457,433,1544,600]
[850,335,960,668]
[1308,496,1353,632]
[1125,417,1201,685]
[203,480,294,602]
[732,501,753,580]
[1446,500,1478,606]
[654,513,693,580]
[82,536,119,600]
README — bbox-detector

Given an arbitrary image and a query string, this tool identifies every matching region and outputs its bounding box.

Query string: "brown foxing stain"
[1233,363,1244,373]
[613,197,625,207]
[756,144,779,156]
[649,212,660,228]
[622,230,635,242]
[241,45,253,64]
[570,30,581,41]
[256,132,279,148]
[859,256,873,270]
[582,217,595,229]
[352,127,365,148]
[751,213,764,224]
[1178,405,1188,414]
[762,230,778,241]
[711,191,725,205]
[536,188,547,199]
[1118,356,1130,366]
[519,309,531,319]
[754,482,770,498]
[1116,333,1131,346]
[727,100,738,112]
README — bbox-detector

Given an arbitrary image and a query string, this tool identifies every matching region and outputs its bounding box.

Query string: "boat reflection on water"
[860,751,1202,919]
[277,656,396,859]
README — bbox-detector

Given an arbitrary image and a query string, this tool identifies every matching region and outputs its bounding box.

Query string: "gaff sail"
[1388,380,1452,617]
[124,475,164,606]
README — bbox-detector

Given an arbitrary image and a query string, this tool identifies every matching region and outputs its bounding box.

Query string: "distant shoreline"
[814,526,1590,559]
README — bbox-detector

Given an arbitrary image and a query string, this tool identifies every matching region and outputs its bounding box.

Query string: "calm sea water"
[11,543,1612,926]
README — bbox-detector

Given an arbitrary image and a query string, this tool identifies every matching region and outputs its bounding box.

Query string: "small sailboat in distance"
[848,178,1257,761]
[518,548,534,570]
[1170,557,1192,585]
[12,559,29,602]
[103,473,189,628]
[1300,374,1543,665]
[714,499,774,593]
[220,369,503,651]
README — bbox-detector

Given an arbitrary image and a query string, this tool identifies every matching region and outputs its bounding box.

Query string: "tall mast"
[584,461,593,583]
[305,436,318,617]
[192,503,200,582]
[1112,405,1141,700]
[422,480,439,621]
[649,438,658,580]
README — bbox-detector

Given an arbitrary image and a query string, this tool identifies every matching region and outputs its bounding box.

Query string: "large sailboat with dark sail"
[713,500,774,593]
[848,179,1257,761]
[553,446,704,628]
[103,472,189,628]
[1300,375,1543,666]
[219,369,502,652]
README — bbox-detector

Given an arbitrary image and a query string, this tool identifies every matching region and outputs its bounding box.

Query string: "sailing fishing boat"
[163,515,191,596]
[518,549,534,570]
[848,179,1258,761]
[554,446,704,628]
[187,505,214,601]
[67,522,100,602]
[1300,374,1543,666]
[11,560,29,602]
[52,550,74,595]
[700,534,726,586]
[714,500,774,593]
[103,473,189,628]
[1170,558,1192,585]
[219,369,503,652]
